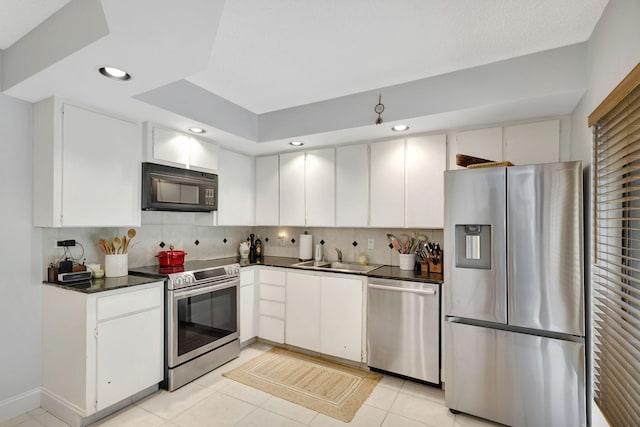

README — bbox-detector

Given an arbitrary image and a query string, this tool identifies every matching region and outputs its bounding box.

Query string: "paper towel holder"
[299,234,313,261]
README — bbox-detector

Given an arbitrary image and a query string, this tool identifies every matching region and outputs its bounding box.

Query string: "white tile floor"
[1,343,502,427]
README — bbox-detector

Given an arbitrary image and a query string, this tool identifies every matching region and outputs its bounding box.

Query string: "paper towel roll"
[299,234,313,260]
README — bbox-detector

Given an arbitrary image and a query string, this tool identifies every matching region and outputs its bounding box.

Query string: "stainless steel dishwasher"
[367,278,440,385]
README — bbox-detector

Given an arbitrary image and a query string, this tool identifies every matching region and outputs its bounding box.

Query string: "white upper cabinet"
[452,120,561,169]
[279,151,306,226]
[452,127,503,169]
[33,98,141,227]
[217,148,255,226]
[143,123,219,172]
[150,126,189,166]
[336,144,369,227]
[504,120,560,165]
[189,137,219,171]
[406,135,447,228]
[255,155,279,225]
[305,148,335,227]
[370,139,405,227]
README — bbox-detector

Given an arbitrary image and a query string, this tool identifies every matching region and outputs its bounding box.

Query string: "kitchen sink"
[292,260,382,274]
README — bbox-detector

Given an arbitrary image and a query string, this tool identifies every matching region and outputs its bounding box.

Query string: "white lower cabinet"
[240,268,256,344]
[257,268,286,344]
[42,282,163,424]
[96,308,162,411]
[320,276,363,362]
[285,270,364,362]
[285,272,321,351]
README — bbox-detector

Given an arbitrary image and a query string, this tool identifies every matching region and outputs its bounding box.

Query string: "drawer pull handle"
[368,283,436,296]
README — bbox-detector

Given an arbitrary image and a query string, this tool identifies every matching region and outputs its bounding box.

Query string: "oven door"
[168,279,239,368]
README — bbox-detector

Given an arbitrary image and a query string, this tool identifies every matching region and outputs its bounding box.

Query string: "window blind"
[592,64,640,427]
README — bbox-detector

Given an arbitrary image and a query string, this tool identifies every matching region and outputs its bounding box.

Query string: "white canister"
[105,254,128,277]
[398,253,416,271]
[315,244,323,262]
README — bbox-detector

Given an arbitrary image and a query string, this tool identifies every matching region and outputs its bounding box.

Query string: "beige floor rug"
[223,347,382,422]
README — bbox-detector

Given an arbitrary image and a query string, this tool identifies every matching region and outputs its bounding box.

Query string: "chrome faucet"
[335,248,342,262]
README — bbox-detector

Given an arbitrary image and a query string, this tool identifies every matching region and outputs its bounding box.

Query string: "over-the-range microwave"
[142,162,218,212]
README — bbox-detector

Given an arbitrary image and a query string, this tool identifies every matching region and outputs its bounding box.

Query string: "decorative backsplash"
[41,211,443,279]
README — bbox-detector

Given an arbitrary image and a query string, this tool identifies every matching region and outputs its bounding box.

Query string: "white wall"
[0,94,42,420]
[570,1,640,426]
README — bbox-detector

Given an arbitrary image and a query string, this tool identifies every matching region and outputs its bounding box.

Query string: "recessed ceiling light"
[289,141,304,146]
[188,127,206,134]
[391,124,410,132]
[98,66,131,81]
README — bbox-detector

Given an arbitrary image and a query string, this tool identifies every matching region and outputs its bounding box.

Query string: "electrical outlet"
[368,238,374,250]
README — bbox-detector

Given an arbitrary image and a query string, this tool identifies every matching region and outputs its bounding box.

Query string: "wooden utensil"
[113,237,122,254]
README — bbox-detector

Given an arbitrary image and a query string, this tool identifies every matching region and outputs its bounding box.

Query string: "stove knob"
[174,277,184,286]
[185,275,194,284]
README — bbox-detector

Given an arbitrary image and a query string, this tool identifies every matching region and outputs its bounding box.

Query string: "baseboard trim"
[0,387,41,423]
[41,385,159,427]
[40,389,85,427]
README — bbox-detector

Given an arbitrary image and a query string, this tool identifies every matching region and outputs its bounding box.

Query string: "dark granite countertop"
[46,256,443,294]
[238,256,444,284]
[43,275,163,294]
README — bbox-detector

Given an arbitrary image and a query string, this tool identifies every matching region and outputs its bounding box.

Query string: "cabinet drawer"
[259,315,284,343]
[97,285,163,321]
[259,283,285,302]
[259,269,285,285]
[259,300,285,318]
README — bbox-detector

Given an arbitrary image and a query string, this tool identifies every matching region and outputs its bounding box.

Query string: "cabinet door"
[279,152,306,225]
[255,155,279,225]
[504,120,560,165]
[240,284,256,343]
[320,276,363,361]
[370,139,405,227]
[286,272,321,352]
[336,144,369,227]
[452,127,502,169]
[61,104,140,226]
[96,307,163,411]
[306,148,335,226]
[151,126,189,166]
[189,137,219,172]
[406,135,446,228]
[218,149,255,225]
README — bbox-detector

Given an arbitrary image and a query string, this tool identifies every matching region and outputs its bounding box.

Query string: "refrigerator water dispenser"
[455,225,491,269]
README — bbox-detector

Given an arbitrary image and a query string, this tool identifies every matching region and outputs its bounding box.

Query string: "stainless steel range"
[130,259,240,391]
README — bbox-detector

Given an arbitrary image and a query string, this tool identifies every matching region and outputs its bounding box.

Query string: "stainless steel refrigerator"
[444,161,585,427]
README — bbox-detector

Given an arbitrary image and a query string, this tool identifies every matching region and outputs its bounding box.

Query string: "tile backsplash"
[41,211,443,279]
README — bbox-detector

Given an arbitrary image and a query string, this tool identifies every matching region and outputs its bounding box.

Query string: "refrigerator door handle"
[368,283,436,296]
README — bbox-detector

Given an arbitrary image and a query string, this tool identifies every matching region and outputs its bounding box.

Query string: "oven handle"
[172,279,239,300]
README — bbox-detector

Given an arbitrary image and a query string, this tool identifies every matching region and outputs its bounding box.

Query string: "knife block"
[427,254,443,274]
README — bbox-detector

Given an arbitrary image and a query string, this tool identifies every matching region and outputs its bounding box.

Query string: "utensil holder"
[399,254,416,271]
[105,254,128,277]
[427,256,443,274]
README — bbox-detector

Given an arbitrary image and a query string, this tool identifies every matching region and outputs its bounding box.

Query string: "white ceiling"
[188,0,607,114]
[0,0,609,155]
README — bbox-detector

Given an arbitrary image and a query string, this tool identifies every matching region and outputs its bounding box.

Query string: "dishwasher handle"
[368,283,436,296]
